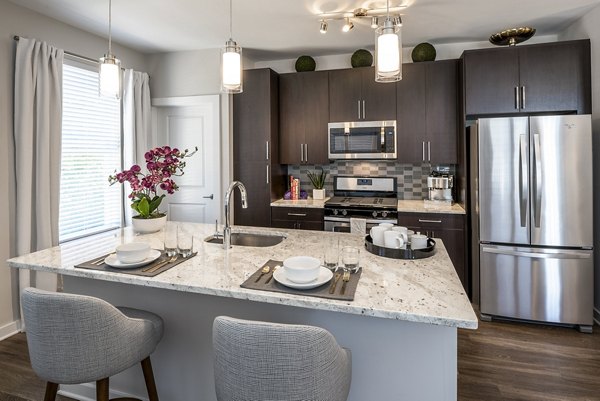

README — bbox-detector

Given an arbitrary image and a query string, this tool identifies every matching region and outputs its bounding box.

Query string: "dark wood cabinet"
[271,207,324,231]
[329,67,396,122]
[396,60,458,164]
[279,71,329,165]
[463,40,591,116]
[398,212,467,293]
[233,69,286,227]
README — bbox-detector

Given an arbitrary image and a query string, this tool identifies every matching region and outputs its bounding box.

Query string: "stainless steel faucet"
[223,181,248,249]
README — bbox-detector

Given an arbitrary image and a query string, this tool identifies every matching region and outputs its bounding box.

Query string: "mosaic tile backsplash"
[287,161,456,200]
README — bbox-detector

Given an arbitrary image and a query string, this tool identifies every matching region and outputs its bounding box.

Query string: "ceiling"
[10,0,600,60]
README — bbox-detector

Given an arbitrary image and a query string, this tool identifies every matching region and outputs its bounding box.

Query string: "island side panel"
[62,276,458,401]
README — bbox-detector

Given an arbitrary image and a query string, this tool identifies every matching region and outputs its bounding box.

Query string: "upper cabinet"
[463,40,591,117]
[396,60,458,164]
[279,71,329,165]
[329,67,396,122]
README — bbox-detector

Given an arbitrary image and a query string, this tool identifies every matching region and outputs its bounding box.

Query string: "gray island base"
[7,223,477,401]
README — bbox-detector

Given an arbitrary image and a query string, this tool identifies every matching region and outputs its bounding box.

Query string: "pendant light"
[221,0,243,93]
[375,0,402,82]
[99,0,122,99]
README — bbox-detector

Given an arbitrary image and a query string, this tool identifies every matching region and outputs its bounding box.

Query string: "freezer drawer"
[480,245,593,326]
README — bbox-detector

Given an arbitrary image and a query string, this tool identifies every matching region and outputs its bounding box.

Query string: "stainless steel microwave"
[328,121,397,160]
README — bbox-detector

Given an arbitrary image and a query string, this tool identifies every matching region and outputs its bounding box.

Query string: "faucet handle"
[214,220,223,238]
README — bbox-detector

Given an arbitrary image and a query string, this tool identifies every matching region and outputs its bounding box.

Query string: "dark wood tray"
[364,235,436,260]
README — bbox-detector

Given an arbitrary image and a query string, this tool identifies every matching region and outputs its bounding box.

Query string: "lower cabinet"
[397,212,468,293]
[271,207,324,231]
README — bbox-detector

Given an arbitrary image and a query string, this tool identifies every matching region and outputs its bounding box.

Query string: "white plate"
[273,266,333,290]
[104,249,162,269]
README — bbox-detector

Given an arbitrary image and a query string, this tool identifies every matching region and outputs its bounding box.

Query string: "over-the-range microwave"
[328,121,397,160]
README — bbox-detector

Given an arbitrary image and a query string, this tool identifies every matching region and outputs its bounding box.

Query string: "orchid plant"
[109,146,197,219]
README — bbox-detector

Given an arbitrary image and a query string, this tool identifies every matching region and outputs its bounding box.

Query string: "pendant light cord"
[386,0,390,18]
[229,0,233,40]
[108,0,112,54]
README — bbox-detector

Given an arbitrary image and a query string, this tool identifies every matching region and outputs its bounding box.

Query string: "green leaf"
[148,195,165,214]
[138,197,150,217]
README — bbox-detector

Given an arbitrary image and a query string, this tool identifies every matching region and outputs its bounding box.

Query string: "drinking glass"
[178,226,194,257]
[164,222,178,257]
[342,246,360,273]
[324,237,339,271]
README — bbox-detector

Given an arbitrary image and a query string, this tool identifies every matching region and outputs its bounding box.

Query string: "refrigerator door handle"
[481,246,592,259]
[519,134,528,227]
[533,133,542,227]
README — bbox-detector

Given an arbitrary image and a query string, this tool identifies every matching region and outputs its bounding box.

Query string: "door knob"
[203,194,214,199]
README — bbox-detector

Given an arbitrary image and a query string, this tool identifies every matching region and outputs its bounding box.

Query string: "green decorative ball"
[411,43,437,62]
[295,55,316,72]
[351,49,373,68]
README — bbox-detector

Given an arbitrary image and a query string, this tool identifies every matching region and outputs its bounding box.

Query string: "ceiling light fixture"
[317,5,404,34]
[319,19,328,34]
[342,18,354,32]
[221,0,243,94]
[99,0,121,99]
[371,17,379,29]
[375,0,402,83]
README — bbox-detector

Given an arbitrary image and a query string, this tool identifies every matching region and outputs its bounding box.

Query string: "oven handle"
[324,216,397,224]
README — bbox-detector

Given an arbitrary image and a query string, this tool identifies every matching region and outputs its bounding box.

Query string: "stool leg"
[141,357,159,401]
[96,377,110,401]
[43,382,58,401]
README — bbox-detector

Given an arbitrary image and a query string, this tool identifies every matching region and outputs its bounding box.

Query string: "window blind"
[59,61,122,242]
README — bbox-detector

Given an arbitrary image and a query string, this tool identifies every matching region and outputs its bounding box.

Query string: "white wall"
[559,4,600,318]
[0,0,147,337]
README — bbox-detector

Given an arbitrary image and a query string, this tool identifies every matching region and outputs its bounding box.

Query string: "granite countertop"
[398,200,466,215]
[7,224,477,329]
[271,197,329,208]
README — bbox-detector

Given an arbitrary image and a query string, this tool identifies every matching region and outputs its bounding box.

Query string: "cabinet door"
[279,73,304,164]
[396,63,426,163]
[301,71,330,164]
[518,41,590,114]
[426,60,458,164]
[361,67,397,121]
[434,229,466,290]
[234,161,270,227]
[464,48,520,116]
[329,68,362,122]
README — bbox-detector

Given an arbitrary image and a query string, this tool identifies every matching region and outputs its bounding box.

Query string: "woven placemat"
[241,259,361,301]
[75,251,196,277]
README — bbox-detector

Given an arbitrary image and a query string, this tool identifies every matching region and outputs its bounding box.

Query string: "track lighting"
[371,17,379,29]
[319,20,328,34]
[316,5,404,35]
[342,18,354,32]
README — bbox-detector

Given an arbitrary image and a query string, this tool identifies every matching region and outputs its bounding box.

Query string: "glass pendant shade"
[99,54,122,99]
[375,18,402,82]
[221,39,243,93]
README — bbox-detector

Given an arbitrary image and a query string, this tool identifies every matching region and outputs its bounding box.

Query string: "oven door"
[328,121,396,160]
[324,216,397,233]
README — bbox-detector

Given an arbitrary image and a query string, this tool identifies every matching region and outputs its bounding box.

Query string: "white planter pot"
[313,188,326,200]
[131,215,167,233]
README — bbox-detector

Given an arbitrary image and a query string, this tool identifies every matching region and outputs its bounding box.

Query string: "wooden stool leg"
[96,377,110,401]
[44,382,58,401]
[141,357,159,401]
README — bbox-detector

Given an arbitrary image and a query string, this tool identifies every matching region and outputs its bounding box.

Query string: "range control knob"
[382,211,388,218]
[372,211,378,218]
[342,210,348,216]
[333,209,339,215]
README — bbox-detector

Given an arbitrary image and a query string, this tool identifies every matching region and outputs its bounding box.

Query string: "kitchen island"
[7,223,477,401]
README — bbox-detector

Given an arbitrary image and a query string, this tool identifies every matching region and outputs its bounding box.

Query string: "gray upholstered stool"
[21,287,164,401]
[213,316,352,401]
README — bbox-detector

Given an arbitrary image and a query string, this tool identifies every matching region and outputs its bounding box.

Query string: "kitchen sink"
[204,232,286,247]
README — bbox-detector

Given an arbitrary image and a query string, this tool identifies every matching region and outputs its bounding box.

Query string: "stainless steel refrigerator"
[471,115,594,332]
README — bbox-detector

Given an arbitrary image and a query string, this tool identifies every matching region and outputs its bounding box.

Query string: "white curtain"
[13,38,64,295]
[123,69,152,226]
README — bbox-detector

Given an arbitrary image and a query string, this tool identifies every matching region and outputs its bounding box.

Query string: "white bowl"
[116,242,151,263]
[283,256,321,283]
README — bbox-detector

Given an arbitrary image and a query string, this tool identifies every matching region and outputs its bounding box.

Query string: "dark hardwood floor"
[1,315,599,401]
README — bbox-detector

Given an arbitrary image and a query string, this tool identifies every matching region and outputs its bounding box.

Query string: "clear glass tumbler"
[324,237,339,271]
[342,246,360,273]
[164,222,178,257]
[177,225,194,258]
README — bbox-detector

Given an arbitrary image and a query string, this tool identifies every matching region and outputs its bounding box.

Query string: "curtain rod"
[13,35,99,65]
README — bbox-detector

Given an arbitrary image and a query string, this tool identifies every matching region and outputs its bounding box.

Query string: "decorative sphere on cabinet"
[411,43,437,62]
[295,55,316,72]
[351,49,373,68]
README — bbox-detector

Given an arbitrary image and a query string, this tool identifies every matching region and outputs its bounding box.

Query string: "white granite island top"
[7,223,477,329]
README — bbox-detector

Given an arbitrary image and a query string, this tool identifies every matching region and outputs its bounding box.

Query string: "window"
[59,59,122,242]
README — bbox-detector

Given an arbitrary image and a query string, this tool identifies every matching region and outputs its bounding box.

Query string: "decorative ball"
[411,43,436,62]
[295,55,316,72]
[351,49,373,68]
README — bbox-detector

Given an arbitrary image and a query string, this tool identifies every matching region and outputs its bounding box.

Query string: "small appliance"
[328,121,396,160]
[427,171,454,202]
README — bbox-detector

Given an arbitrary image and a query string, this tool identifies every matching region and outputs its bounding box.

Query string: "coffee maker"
[427,171,454,202]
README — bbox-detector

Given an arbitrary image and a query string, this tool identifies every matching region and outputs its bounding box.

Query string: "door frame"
[151,95,226,223]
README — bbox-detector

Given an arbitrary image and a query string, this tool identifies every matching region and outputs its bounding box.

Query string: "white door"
[153,96,220,224]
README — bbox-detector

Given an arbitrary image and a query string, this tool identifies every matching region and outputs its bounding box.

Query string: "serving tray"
[364,235,436,260]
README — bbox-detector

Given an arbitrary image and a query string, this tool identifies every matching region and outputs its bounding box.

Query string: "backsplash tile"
[286,161,454,200]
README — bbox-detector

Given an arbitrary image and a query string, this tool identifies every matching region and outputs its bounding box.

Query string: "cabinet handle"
[362,100,366,120]
[300,144,304,162]
[304,143,308,162]
[266,141,269,160]
[287,213,307,217]
[514,86,520,109]
[521,86,526,109]
[266,165,270,184]
[422,142,425,161]
[427,141,431,162]
[418,219,442,224]
[357,100,361,119]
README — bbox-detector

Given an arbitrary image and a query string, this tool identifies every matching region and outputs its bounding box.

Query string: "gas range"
[324,176,398,232]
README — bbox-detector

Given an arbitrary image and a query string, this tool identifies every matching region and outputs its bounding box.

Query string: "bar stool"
[213,316,352,401]
[21,287,163,401]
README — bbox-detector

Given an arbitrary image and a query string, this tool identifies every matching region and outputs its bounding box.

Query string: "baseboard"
[594,307,600,326]
[59,383,147,401]
[0,320,21,341]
